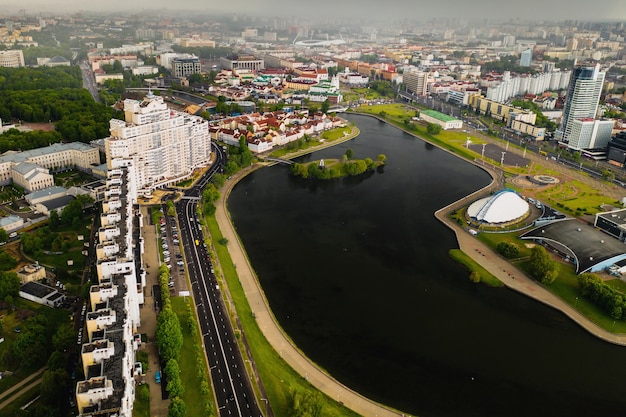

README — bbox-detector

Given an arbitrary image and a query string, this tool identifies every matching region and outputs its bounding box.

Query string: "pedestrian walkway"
[216,167,403,417]
[138,206,170,417]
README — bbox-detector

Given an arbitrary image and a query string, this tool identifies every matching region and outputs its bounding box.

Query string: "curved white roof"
[467,190,529,224]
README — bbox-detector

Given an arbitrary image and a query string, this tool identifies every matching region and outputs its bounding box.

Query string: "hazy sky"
[2,0,626,21]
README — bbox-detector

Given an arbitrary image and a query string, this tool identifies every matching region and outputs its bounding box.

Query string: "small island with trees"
[290,148,387,180]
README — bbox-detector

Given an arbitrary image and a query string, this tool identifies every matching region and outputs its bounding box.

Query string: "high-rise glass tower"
[557,63,605,144]
[520,48,532,67]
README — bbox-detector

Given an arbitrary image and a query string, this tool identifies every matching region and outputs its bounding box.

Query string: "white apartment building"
[485,70,571,103]
[76,163,145,417]
[105,93,211,197]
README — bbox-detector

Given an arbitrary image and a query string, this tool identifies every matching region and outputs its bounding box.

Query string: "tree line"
[577,273,626,320]
[0,66,82,91]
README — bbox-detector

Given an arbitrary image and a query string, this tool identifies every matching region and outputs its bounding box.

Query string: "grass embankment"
[0,384,41,417]
[449,249,504,287]
[204,215,359,417]
[171,296,214,417]
[355,104,485,162]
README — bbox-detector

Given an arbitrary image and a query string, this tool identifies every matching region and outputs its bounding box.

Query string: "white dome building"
[467,190,529,224]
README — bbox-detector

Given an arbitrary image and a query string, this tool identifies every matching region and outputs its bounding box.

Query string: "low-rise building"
[420,109,463,130]
[19,281,65,307]
[17,263,46,284]
[0,215,23,232]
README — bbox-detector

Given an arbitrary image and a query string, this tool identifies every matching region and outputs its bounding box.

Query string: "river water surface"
[228,114,626,417]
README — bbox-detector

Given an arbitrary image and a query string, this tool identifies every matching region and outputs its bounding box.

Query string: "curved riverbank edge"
[352,111,626,346]
[215,140,406,415]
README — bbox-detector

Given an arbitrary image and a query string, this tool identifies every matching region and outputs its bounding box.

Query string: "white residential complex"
[76,161,145,416]
[105,93,212,197]
[484,70,571,103]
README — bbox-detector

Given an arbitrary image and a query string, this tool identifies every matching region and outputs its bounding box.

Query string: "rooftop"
[421,109,460,123]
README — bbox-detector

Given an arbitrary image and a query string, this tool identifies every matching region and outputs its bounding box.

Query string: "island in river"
[290,154,386,179]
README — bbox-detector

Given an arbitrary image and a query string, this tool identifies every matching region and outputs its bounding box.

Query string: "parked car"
[155,371,161,383]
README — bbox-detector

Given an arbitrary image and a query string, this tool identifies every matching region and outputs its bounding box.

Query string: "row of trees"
[155,260,212,416]
[0,66,82,91]
[291,150,387,179]
[577,273,626,320]
[155,264,186,417]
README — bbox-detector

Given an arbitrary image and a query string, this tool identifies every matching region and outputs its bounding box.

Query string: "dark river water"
[228,114,626,417]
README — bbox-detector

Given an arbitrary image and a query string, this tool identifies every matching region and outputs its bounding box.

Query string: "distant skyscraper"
[557,63,605,145]
[520,48,533,67]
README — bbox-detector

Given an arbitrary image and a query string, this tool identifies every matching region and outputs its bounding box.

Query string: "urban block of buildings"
[0,142,100,193]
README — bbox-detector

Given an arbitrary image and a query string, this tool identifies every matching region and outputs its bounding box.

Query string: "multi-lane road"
[175,144,263,417]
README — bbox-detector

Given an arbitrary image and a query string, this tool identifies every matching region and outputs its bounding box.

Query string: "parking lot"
[158,210,187,293]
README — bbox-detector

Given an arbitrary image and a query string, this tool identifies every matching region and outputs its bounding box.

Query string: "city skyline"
[2,0,626,22]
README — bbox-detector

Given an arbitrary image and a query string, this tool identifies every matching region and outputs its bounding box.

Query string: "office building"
[566,118,614,150]
[520,49,533,67]
[557,63,605,144]
[172,56,202,78]
[403,70,430,96]
[105,92,212,197]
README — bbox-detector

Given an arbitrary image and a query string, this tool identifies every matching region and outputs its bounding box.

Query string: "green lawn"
[0,383,41,417]
[171,297,214,416]
[205,215,360,417]
[133,383,150,417]
[536,179,619,216]
[449,249,503,287]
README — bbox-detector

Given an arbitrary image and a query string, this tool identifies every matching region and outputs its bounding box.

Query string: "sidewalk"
[215,167,403,417]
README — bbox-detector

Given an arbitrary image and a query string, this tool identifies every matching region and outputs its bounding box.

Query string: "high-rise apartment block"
[105,93,211,197]
[557,63,605,147]
[75,161,145,416]
[403,70,431,96]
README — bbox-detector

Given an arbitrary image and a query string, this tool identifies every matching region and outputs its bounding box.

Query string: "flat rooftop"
[521,219,626,273]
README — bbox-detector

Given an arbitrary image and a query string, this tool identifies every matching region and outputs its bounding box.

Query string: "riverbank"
[349,108,626,344]
[215,165,404,417]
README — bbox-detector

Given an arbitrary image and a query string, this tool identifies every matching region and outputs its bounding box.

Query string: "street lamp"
[481,143,487,164]
[261,398,269,415]
[500,151,506,166]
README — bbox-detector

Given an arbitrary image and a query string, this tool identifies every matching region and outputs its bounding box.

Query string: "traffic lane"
[179,200,249,416]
